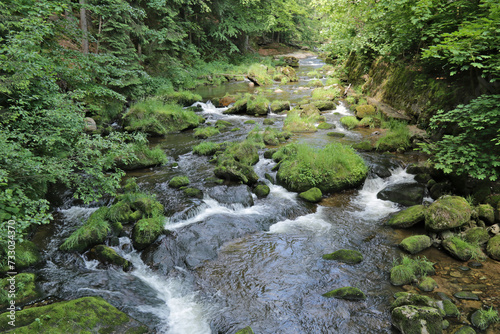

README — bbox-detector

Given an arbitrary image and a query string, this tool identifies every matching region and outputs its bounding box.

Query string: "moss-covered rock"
[418,277,437,292]
[194,126,220,139]
[425,196,471,232]
[263,118,275,125]
[214,161,259,185]
[442,237,483,261]
[114,144,168,171]
[183,187,203,198]
[313,100,336,111]
[283,111,317,133]
[464,227,490,245]
[441,299,460,318]
[386,205,426,228]
[0,273,40,309]
[322,287,366,300]
[327,132,346,138]
[477,204,495,225]
[391,305,443,334]
[225,96,249,114]
[253,185,270,198]
[235,326,254,334]
[355,104,377,119]
[487,234,500,260]
[156,89,202,106]
[317,122,335,130]
[169,176,190,188]
[454,326,476,334]
[246,96,270,116]
[470,308,499,331]
[299,187,323,203]
[13,240,42,270]
[60,207,111,252]
[270,100,290,113]
[215,119,232,129]
[322,249,363,264]
[0,296,150,333]
[276,143,368,193]
[89,245,132,271]
[390,264,417,286]
[132,216,165,250]
[453,291,480,300]
[400,235,431,254]
[390,294,439,311]
[107,201,135,224]
[123,100,201,136]
[129,194,164,217]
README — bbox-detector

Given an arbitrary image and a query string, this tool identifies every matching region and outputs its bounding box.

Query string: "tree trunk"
[80,0,89,54]
[96,16,102,54]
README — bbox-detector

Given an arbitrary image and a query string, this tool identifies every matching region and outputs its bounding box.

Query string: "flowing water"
[32,55,430,333]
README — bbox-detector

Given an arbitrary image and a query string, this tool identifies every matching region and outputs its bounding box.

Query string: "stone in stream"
[424,195,471,232]
[253,184,270,198]
[417,276,437,292]
[169,176,190,188]
[322,249,363,264]
[386,206,426,228]
[322,287,366,300]
[207,185,254,207]
[391,305,443,334]
[477,203,495,225]
[89,245,132,271]
[454,326,476,334]
[470,309,498,331]
[399,235,431,254]
[235,326,254,334]
[440,299,460,318]
[453,291,480,300]
[298,187,322,203]
[0,296,150,333]
[376,183,425,206]
[486,234,500,260]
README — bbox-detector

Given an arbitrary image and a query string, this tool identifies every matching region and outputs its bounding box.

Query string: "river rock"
[214,161,259,185]
[400,235,431,254]
[486,234,500,260]
[470,309,496,331]
[377,183,425,206]
[299,187,322,203]
[89,245,132,271]
[283,56,299,67]
[84,117,97,132]
[464,227,490,245]
[169,176,190,188]
[355,104,376,119]
[313,100,336,111]
[235,327,254,334]
[442,237,478,261]
[440,299,460,318]
[132,217,166,250]
[322,249,363,264]
[429,182,454,200]
[253,184,270,198]
[390,294,439,310]
[477,204,495,225]
[207,185,254,207]
[270,100,290,113]
[417,277,437,292]
[425,196,471,232]
[0,296,149,333]
[454,326,476,334]
[453,291,479,300]
[322,287,366,300]
[391,305,443,334]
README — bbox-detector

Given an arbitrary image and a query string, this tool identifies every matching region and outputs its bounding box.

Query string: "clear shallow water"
[33,55,425,333]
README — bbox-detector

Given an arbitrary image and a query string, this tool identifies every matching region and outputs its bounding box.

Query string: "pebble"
[459,266,470,271]
[454,291,480,300]
[450,271,463,278]
[468,261,483,268]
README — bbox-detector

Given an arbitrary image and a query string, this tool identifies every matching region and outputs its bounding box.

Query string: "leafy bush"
[419,94,500,181]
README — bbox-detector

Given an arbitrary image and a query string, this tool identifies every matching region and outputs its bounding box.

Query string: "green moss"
[270,100,290,113]
[127,193,164,217]
[0,273,40,308]
[453,291,479,300]
[183,187,203,198]
[322,287,366,300]
[417,277,437,292]
[276,143,368,193]
[247,64,273,86]
[340,116,360,129]
[14,241,42,269]
[114,143,168,171]
[390,293,438,310]
[313,100,336,111]
[283,111,317,133]
[215,119,232,129]
[471,307,499,331]
[308,79,324,87]
[399,235,431,254]
[123,100,201,136]
[194,126,220,139]
[299,187,323,203]
[327,131,346,138]
[311,87,341,100]
[132,216,165,250]
[60,207,111,252]
[0,296,149,333]
[253,185,270,198]
[169,176,190,188]
[317,122,334,130]
[244,120,256,124]
[89,245,132,271]
[477,204,495,224]
[386,205,426,228]
[424,196,471,231]
[192,142,220,156]
[355,105,377,118]
[352,140,373,150]
[390,264,416,286]
[235,326,254,334]
[263,118,275,125]
[390,256,435,286]
[247,96,270,116]
[391,305,443,334]
[227,140,260,165]
[155,89,202,106]
[441,299,460,318]
[487,234,500,260]
[464,227,490,245]
[442,236,484,261]
[322,249,363,264]
[107,201,135,224]
[375,121,411,152]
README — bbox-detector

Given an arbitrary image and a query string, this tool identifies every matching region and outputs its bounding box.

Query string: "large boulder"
[425,196,471,231]
[377,183,425,206]
[0,296,150,333]
[355,104,377,119]
[391,305,443,334]
[477,204,495,225]
[442,237,482,261]
[386,205,426,228]
[207,185,254,207]
[487,234,500,260]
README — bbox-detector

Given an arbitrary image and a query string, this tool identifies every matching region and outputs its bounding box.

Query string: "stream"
[32,55,430,333]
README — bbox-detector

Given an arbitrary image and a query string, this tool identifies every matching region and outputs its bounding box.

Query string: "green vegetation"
[0,296,149,333]
[283,111,317,132]
[322,249,363,264]
[322,287,366,300]
[169,176,190,188]
[375,120,411,152]
[0,273,40,308]
[89,245,132,271]
[340,116,360,130]
[123,100,202,136]
[254,185,271,198]
[390,256,435,286]
[132,216,165,250]
[311,87,341,100]
[275,142,368,193]
[192,142,221,156]
[194,127,220,139]
[299,187,323,203]
[471,307,499,331]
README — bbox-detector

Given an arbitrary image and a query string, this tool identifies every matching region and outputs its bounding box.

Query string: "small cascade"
[268,206,330,234]
[112,237,213,334]
[350,167,416,220]
[191,101,227,114]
